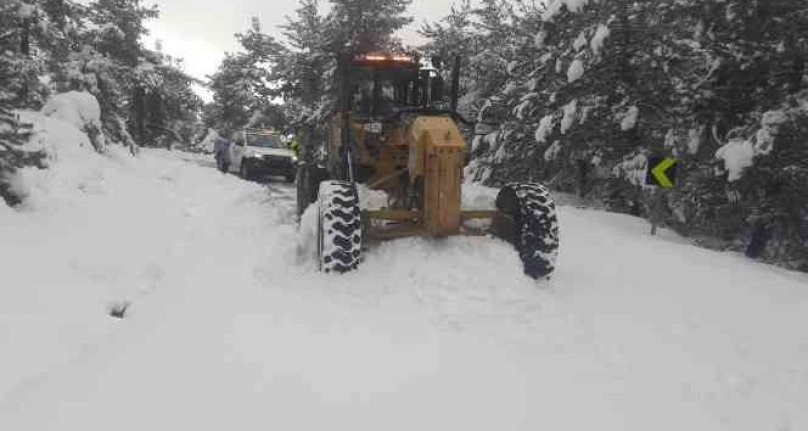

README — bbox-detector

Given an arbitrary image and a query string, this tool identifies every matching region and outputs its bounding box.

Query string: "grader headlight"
[353,53,417,67]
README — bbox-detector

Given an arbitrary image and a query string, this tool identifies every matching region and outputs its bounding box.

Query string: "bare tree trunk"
[132,86,146,145]
[18,17,30,104]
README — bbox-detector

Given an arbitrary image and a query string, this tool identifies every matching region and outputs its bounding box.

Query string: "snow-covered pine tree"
[325,0,413,53]
[0,99,36,206]
[206,18,286,134]
[208,0,416,156]
[131,47,204,148]
[85,0,159,147]
[278,0,331,161]
[0,0,51,108]
[424,0,807,270]
[284,0,414,158]
[1,0,46,204]
[675,0,808,268]
[419,0,475,64]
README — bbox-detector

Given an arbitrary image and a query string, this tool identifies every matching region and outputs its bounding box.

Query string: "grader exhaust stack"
[296,52,559,279]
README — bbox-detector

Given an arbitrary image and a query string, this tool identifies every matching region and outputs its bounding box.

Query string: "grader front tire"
[317,181,362,274]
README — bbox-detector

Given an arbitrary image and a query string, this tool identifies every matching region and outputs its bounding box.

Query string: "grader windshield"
[342,53,447,120]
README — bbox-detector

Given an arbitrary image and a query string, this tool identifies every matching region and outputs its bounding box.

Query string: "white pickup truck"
[231,129,296,182]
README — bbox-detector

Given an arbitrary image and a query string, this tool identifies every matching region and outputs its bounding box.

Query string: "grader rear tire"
[317,181,362,273]
[495,183,560,279]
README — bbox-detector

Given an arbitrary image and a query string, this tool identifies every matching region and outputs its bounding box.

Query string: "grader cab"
[296,52,559,279]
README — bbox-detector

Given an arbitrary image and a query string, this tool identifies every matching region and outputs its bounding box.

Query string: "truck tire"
[317,181,362,273]
[495,183,559,279]
[239,161,252,181]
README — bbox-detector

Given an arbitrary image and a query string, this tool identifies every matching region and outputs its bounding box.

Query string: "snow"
[561,99,578,134]
[39,91,105,151]
[506,60,519,75]
[761,109,788,128]
[483,131,499,149]
[493,140,508,162]
[470,134,484,153]
[664,129,674,147]
[2,113,808,430]
[461,181,498,210]
[688,126,703,155]
[613,152,648,187]
[544,140,562,161]
[514,99,533,120]
[519,91,537,103]
[580,104,595,124]
[621,105,640,131]
[754,128,775,155]
[357,184,389,209]
[14,110,95,185]
[567,59,585,83]
[715,139,755,182]
[296,200,320,269]
[573,31,588,51]
[41,91,102,133]
[502,81,519,95]
[535,114,555,143]
[197,128,220,153]
[543,0,592,21]
[17,3,35,19]
[754,109,788,156]
[590,24,611,56]
[726,5,738,22]
[99,22,125,39]
[534,30,547,49]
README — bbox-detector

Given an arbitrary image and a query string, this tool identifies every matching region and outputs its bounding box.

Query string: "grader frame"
[299,51,559,279]
[327,52,498,242]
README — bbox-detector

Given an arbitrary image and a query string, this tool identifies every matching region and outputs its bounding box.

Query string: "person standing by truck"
[289,135,300,161]
[213,132,232,173]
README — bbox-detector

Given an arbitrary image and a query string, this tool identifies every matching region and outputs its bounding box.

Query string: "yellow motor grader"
[296,52,559,279]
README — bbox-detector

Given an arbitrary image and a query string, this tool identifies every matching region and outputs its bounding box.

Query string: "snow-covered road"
[1,148,807,431]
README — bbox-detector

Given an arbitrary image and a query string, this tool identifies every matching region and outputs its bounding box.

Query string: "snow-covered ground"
[2,118,808,430]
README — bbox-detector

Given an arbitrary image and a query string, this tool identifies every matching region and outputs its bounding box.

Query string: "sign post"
[644,155,678,235]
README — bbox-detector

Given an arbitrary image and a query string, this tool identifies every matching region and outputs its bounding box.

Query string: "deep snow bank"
[0,104,273,401]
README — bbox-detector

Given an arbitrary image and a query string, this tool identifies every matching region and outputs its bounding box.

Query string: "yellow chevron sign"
[646,156,678,188]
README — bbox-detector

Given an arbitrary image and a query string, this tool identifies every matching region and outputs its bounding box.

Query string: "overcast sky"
[141,0,462,100]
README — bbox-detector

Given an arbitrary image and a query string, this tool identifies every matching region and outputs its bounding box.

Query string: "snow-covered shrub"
[543,0,593,21]
[41,91,106,152]
[543,141,562,162]
[612,151,648,188]
[567,59,585,83]
[560,100,578,135]
[715,139,754,182]
[535,115,555,143]
[619,106,639,131]
[590,24,610,56]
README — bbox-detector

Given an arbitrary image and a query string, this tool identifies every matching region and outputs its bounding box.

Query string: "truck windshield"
[246,133,284,149]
